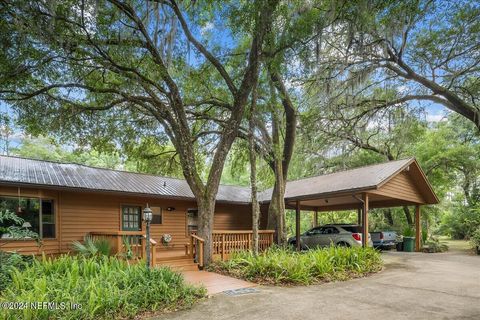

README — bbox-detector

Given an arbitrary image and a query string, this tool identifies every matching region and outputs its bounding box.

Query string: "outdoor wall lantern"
[143,205,153,269]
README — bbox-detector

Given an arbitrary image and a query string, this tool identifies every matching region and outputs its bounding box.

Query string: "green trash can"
[403,237,415,252]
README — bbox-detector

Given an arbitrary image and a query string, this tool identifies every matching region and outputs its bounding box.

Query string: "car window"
[324,227,339,234]
[310,227,324,235]
[341,226,361,233]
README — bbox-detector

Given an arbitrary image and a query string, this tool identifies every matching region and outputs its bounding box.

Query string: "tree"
[0,0,279,264]
[302,94,427,225]
[310,0,480,131]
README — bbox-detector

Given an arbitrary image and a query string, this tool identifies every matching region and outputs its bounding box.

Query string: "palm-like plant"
[72,235,111,257]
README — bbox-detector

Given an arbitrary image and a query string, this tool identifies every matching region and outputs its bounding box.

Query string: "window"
[122,206,141,231]
[0,196,55,239]
[151,207,162,224]
[41,200,55,238]
[323,227,339,234]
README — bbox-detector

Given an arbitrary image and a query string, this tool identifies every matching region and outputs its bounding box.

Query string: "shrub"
[470,227,480,251]
[0,255,206,319]
[208,246,383,285]
[422,237,449,253]
[71,236,112,257]
[0,251,33,291]
[402,226,415,237]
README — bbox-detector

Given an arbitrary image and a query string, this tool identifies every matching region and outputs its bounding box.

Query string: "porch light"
[143,206,153,222]
[143,205,153,270]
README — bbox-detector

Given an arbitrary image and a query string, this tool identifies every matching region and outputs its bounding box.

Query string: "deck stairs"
[154,249,199,272]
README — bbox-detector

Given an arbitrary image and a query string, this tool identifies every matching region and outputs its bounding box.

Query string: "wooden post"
[313,208,318,227]
[221,233,226,261]
[117,236,122,255]
[415,205,421,252]
[362,194,369,248]
[190,235,194,258]
[199,241,204,268]
[296,201,301,251]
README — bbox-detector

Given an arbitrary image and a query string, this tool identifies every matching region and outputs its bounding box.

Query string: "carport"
[276,158,439,251]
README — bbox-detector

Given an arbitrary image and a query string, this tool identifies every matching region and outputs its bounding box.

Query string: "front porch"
[90,229,275,270]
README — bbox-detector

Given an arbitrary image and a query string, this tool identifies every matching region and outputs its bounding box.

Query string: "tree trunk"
[268,98,287,245]
[384,209,394,226]
[267,175,287,244]
[264,70,296,245]
[196,197,215,265]
[249,86,260,254]
[403,206,413,226]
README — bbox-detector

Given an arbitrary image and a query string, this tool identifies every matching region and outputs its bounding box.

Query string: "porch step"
[156,254,191,262]
[155,256,199,272]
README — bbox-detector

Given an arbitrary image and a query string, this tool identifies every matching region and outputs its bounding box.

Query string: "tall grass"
[0,255,206,320]
[209,246,383,285]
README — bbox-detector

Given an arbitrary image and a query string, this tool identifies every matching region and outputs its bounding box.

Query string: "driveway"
[155,244,480,320]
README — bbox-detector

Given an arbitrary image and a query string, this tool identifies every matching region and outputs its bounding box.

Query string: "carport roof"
[259,158,439,210]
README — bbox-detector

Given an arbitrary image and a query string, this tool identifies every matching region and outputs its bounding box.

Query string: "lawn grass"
[0,255,206,320]
[208,246,383,286]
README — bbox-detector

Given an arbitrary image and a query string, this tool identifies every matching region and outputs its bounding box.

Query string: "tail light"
[352,233,361,241]
[380,232,384,240]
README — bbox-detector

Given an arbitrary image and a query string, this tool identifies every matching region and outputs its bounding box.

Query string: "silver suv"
[288,224,373,249]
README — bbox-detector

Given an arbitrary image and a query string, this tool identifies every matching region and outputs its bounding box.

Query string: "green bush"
[0,255,206,320]
[402,226,415,237]
[0,251,34,291]
[71,236,112,257]
[470,227,480,250]
[208,246,383,285]
[422,238,449,253]
[439,206,480,240]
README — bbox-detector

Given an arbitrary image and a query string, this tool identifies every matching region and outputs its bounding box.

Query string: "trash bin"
[396,241,403,251]
[403,237,415,252]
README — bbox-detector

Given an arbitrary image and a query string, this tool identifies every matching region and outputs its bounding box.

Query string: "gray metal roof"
[0,156,425,205]
[0,156,251,204]
[258,158,414,202]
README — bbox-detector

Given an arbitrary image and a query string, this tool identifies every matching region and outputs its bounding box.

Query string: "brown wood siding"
[371,171,426,204]
[214,203,252,230]
[1,185,254,255]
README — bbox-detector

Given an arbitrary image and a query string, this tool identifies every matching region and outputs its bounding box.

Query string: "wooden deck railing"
[89,231,157,266]
[188,234,205,268]
[188,230,275,264]
[212,230,275,260]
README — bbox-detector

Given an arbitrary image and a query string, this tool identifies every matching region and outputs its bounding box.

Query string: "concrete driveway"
[155,244,480,320]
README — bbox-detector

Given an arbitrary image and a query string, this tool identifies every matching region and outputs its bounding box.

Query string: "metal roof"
[258,158,417,202]
[0,156,436,205]
[0,156,251,204]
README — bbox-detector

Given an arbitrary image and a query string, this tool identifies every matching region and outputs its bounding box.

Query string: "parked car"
[288,224,373,249]
[370,231,397,250]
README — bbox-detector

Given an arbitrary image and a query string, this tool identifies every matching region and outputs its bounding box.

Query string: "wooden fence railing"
[187,230,275,263]
[89,231,157,266]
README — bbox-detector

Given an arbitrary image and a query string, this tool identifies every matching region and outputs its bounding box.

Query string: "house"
[0,156,438,268]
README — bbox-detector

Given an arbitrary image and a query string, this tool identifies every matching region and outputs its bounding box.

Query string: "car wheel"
[337,242,350,247]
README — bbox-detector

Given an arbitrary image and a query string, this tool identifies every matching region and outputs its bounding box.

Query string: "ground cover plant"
[0,251,33,292]
[0,255,206,320]
[208,246,383,285]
